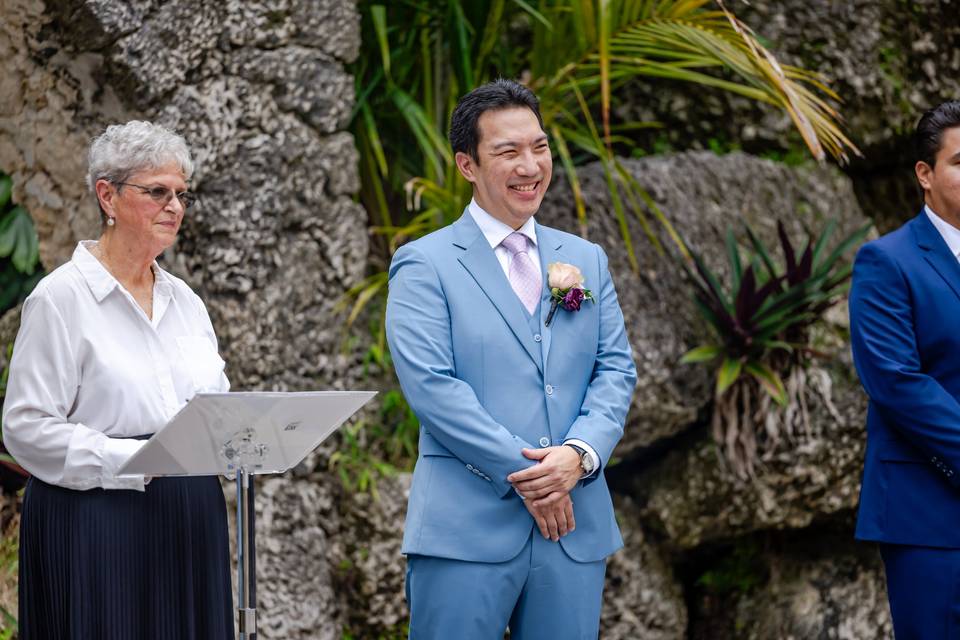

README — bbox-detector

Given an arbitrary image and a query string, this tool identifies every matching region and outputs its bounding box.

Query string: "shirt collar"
[467,198,538,250]
[72,241,173,302]
[925,205,960,259]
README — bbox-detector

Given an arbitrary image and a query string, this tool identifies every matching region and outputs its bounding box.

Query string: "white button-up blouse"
[2,241,229,491]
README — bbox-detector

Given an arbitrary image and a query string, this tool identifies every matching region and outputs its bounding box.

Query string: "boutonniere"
[545,262,595,327]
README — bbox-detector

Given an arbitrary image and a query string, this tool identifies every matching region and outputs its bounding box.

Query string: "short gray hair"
[86,120,194,194]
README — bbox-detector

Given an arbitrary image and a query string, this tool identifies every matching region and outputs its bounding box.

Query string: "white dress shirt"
[926,204,960,263]
[2,241,229,491]
[466,200,600,476]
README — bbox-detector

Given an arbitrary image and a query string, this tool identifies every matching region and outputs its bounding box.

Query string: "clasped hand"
[508,446,582,541]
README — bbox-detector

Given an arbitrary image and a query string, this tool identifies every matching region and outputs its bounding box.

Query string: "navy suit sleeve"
[386,243,537,498]
[562,244,638,484]
[850,241,960,483]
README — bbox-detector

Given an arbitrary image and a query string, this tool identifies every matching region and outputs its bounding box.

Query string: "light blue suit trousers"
[386,211,637,638]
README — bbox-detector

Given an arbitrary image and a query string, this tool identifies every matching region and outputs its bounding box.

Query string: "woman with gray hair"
[3,121,233,639]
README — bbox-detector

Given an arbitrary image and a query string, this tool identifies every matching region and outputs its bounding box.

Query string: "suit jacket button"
[466,464,474,471]
[539,437,550,447]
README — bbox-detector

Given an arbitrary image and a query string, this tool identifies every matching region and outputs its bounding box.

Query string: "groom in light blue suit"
[386,79,637,639]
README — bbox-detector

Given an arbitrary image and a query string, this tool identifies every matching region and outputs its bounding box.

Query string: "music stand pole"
[237,467,257,639]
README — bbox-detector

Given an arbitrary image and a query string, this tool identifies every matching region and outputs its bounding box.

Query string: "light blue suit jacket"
[386,211,637,563]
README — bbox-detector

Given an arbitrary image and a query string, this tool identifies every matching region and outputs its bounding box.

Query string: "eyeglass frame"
[113,181,199,210]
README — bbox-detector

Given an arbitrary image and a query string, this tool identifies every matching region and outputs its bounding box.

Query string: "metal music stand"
[118,390,377,639]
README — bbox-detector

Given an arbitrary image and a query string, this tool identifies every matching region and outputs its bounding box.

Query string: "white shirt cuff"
[101,438,148,491]
[564,438,600,478]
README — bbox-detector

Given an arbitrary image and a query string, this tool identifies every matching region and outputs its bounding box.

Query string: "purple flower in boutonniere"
[545,262,595,327]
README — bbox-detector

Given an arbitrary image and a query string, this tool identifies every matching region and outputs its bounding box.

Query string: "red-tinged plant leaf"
[734,265,757,328]
[744,222,778,281]
[692,251,732,314]
[695,294,737,337]
[795,240,814,283]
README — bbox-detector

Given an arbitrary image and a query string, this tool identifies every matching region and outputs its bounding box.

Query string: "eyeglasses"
[115,182,198,210]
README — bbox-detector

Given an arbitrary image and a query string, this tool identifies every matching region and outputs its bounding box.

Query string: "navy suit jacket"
[850,211,960,547]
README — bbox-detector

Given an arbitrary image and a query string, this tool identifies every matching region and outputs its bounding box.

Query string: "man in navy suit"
[386,80,636,639]
[850,100,960,637]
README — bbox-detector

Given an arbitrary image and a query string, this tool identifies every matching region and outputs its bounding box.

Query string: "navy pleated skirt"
[18,473,235,640]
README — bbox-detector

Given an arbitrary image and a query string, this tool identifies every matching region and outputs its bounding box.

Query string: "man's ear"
[95,179,117,217]
[455,151,477,184]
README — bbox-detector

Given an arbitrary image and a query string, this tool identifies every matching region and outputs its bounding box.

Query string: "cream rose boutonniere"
[545,262,595,327]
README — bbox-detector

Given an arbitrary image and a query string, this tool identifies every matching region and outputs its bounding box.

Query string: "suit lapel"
[536,224,565,371]
[913,211,960,303]
[453,213,543,374]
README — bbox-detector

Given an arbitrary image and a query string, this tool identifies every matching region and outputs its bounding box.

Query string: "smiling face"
[455,107,552,229]
[95,162,187,257]
[917,126,960,228]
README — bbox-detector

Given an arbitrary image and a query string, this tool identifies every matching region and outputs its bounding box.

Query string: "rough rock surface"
[242,476,345,639]
[636,359,866,550]
[538,151,869,458]
[603,496,688,640]
[329,472,411,637]
[0,0,109,270]
[223,470,411,639]
[733,537,892,640]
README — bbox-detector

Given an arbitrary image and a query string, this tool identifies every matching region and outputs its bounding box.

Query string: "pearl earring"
[106,217,115,226]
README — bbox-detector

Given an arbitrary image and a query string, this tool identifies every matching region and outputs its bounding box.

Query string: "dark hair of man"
[449,78,545,164]
[915,100,960,167]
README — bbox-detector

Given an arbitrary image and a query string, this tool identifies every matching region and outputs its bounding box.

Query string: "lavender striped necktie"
[501,232,542,315]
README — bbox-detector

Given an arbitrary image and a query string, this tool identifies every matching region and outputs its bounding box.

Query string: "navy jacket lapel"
[453,213,543,374]
[912,210,960,303]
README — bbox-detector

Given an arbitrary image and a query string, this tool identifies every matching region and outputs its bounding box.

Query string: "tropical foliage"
[0,174,41,314]
[680,219,871,477]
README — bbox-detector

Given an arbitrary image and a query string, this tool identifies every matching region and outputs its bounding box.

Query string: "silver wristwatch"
[564,443,596,476]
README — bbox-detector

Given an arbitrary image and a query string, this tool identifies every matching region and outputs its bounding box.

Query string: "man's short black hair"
[449,79,545,164]
[916,101,960,167]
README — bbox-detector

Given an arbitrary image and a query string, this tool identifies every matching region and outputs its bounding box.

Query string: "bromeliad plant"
[681,219,872,478]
